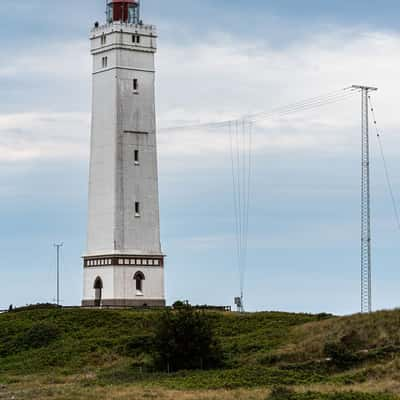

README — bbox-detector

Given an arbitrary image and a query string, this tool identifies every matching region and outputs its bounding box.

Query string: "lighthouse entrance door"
[94,277,103,307]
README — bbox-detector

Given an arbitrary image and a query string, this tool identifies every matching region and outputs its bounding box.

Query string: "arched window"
[134,271,145,294]
[93,277,103,307]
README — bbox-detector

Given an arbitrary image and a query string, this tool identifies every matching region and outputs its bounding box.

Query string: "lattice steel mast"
[353,85,377,314]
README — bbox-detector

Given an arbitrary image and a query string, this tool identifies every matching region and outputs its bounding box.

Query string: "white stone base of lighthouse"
[82,256,165,308]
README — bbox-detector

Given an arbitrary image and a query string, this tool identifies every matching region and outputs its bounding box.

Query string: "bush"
[11,303,60,313]
[0,321,61,357]
[268,386,295,400]
[152,306,223,372]
[172,300,187,309]
[18,322,60,350]
[122,334,154,357]
[315,313,334,321]
[324,331,364,368]
[268,390,395,400]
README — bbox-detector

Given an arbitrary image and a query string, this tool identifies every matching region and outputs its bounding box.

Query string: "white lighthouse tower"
[82,0,165,307]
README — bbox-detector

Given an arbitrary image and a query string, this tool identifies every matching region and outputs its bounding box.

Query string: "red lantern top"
[107,0,140,24]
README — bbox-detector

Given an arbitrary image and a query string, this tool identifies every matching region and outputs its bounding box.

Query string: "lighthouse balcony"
[91,21,157,36]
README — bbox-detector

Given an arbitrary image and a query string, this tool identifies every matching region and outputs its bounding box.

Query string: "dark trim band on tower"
[83,255,165,268]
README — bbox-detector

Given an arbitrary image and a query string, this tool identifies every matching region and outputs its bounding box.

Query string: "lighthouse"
[82,0,165,307]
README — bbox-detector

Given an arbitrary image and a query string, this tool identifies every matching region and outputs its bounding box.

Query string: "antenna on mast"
[352,84,378,314]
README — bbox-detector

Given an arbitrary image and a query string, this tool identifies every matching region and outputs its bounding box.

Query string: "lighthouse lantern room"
[107,0,141,24]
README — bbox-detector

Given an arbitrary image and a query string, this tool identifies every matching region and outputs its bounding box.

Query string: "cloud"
[1,28,399,164]
[0,112,90,162]
[0,40,89,80]
[156,29,400,158]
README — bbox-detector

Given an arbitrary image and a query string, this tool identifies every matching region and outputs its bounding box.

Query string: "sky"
[1,0,400,315]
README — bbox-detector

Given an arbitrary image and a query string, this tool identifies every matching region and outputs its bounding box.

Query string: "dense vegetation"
[0,307,400,399]
[153,306,223,371]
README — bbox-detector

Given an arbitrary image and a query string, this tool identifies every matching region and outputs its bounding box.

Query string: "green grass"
[0,308,320,377]
[1,307,400,399]
[271,392,396,400]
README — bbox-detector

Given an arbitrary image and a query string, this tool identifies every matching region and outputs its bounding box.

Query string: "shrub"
[18,322,60,350]
[315,313,334,321]
[268,386,295,400]
[122,334,154,357]
[172,300,188,309]
[152,306,223,372]
[11,303,59,312]
[324,331,364,368]
[268,391,396,400]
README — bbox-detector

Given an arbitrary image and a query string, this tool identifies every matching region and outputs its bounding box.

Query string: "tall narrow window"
[134,150,139,165]
[102,56,108,68]
[133,79,138,92]
[134,271,145,294]
[136,277,142,292]
[101,34,107,45]
[135,201,140,217]
[132,34,140,44]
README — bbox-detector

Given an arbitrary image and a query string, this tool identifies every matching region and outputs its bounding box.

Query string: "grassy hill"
[0,307,400,399]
